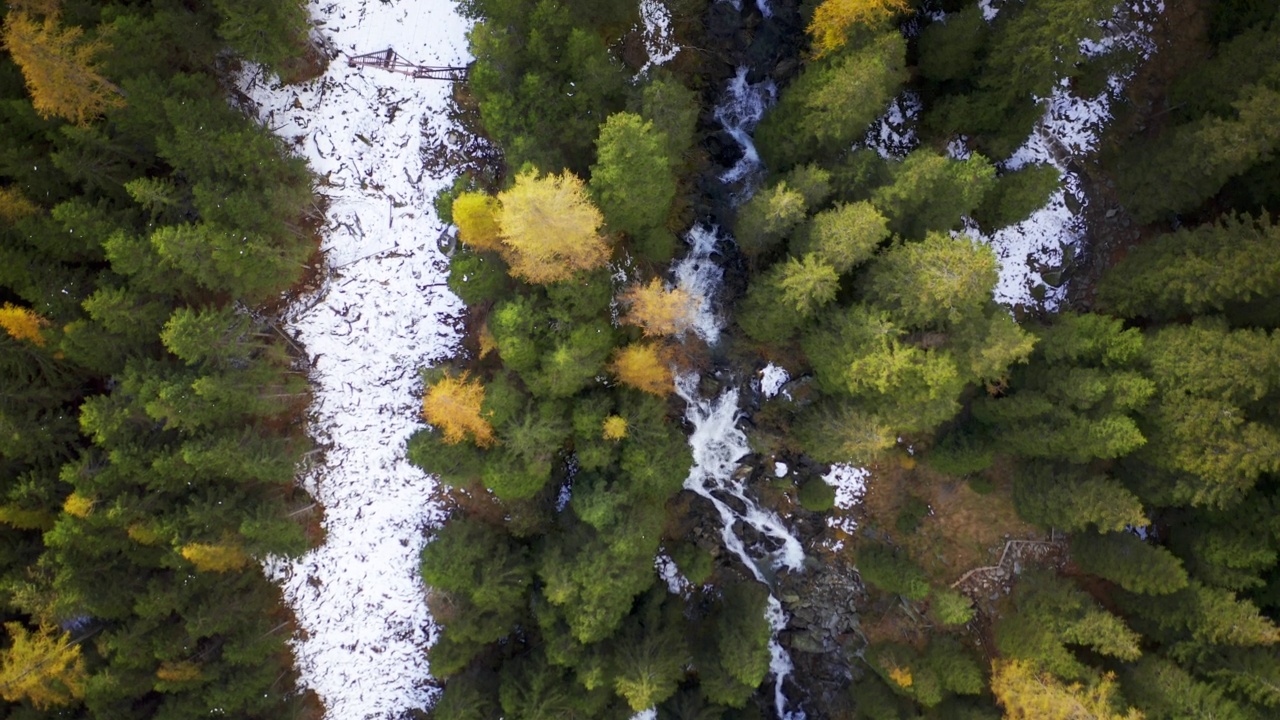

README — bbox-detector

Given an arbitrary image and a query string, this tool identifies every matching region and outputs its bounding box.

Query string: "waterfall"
[668,26,806,715]
[676,375,805,577]
[714,67,776,187]
[675,374,805,719]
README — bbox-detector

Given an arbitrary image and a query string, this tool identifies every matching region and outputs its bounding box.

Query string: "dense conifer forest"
[0,0,324,716]
[416,0,1280,717]
[2,0,1279,718]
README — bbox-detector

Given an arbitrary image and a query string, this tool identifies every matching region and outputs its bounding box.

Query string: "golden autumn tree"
[808,0,911,58]
[991,659,1144,720]
[497,170,609,283]
[422,373,496,447]
[0,303,48,346]
[2,10,123,125]
[61,493,94,518]
[620,278,697,337]
[180,540,250,573]
[610,343,673,396]
[602,415,629,441]
[887,663,913,689]
[155,660,203,684]
[452,192,504,253]
[0,186,39,224]
[0,622,86,709]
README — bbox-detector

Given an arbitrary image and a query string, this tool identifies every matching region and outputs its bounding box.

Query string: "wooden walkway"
[346,49,467,82]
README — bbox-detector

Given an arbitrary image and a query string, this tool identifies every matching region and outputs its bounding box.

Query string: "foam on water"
[714,67,777,187]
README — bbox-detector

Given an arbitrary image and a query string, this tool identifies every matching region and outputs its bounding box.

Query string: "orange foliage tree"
[620,278,697,336]
[808,0,912,58]
[0,303,48,346]
[422,373,496,446]
[610,343,673,396]
[497,170,609,283]
[1,10,123,125]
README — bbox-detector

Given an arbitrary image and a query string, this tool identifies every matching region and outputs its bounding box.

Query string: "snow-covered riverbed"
[237,1,470,716]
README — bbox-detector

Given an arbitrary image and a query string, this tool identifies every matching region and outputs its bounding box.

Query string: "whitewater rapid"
[671,30,807,720]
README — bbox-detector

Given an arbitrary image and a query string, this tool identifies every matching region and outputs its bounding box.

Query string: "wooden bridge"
[346,49,467,82]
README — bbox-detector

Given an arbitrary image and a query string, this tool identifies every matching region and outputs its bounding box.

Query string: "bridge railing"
[346,48,467,82]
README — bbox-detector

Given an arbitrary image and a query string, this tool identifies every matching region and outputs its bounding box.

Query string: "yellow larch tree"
[497,170,609,283]
[609,343,673,396]
[155,660,203,684]
[126,522,163,545]
[620,278,697,337]
[602,415,629,441]
[0,622,86,709]
[422,373,496,447]
[452,192,504,253]
[1,10,124,126]
[180,540,250,573]
[477,322,498,359]
[991,659,1144,720]
[61,493,94,518]
[0,186,39,224]
[887,663,913,689]
[0,505,54,531]
[0,303,48,346]
[808,0,912,58]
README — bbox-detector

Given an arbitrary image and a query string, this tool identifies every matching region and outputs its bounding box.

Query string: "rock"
[771,56,799,83]
[789,632,827,654]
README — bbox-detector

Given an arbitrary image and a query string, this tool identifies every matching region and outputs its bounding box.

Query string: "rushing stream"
[671,8,808,716]
[238,0,809,714]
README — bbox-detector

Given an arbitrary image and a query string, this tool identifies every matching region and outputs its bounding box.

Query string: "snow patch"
[823,464,869,510]
[235,0,472,716]
[759,363,790,399]
[863,91,921,160]
[655,552,693,596]
[774,461,789,478]
[822,464,868,541]
[964,0,1162,309]
[636,0,679,75]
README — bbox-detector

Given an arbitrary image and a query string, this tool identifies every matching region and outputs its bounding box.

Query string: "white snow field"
[236,1,470,717]
[956,0,1163,309]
